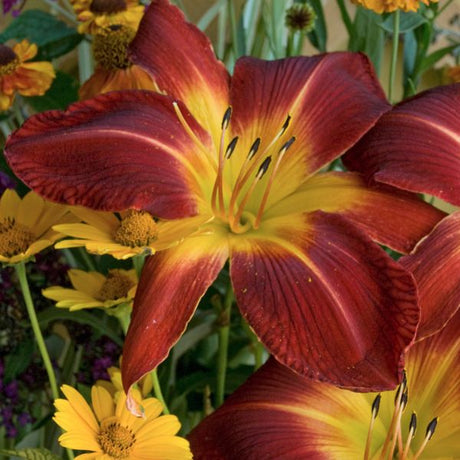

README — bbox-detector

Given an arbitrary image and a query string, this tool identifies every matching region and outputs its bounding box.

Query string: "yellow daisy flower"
[71,0,145,34]
[0,39,55,111]
[54,384,193,459]
[79,24,158,100]
[42,268,137,311]
[351,0,437,13]
[0,189,70,264]
[54,206,210,260]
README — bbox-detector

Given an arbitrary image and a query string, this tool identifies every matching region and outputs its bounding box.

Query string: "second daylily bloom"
[5,0,444,397]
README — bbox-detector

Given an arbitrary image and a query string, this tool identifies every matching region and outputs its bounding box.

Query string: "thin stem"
[388,10,400,104]
[254,341,264,370]
[15,262,59,400]
[216,286,233,407]
[132,253,147,279]
[336,0,353,36]
[227,0,240,59]
[151,369,170,414]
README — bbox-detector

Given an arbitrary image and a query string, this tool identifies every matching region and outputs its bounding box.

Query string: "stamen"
[401,412,417,460]
[253,136,296,229]
[225,136,239,160]
[413,418,438,460]
[248,137,261,160]
[388,389,408,459]
[211,107,232,217]
[364,394,381,460]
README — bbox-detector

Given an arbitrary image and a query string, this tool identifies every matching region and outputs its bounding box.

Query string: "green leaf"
[380,11,427,33]
[24,71,79,111]
[0,448,61,460]
[0,10,82,60]
[420,44,460,73]
[306,0,327,52]
[4,339,35,382]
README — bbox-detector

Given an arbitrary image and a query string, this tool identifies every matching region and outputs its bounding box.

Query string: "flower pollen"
[97,269,135,301]
[0,45,19,76]
[0,218,35,257]
[97,418,136,458]
[93,25,136,70]
[113,210,158,248]
[90,0,127,14]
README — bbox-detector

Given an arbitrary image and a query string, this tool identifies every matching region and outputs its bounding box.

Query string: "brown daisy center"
[0,45,19,76]
[90,0,127,14]
[93,25,136,70]
[0,218,35,257]
[98,419,136,458]
[285,4,316,32]
[96,269,135,301]
[113,210,158,248]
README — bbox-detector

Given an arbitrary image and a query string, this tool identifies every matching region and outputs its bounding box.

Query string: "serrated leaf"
[0,448,61,460]
[380,11,427,33]
[0,10,82,60]
[24,71,79,111]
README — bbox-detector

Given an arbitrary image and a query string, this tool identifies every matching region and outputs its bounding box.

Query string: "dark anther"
[281,114,291,134]
[409,412,417,434]
[221,107,232,130]
[371,394,381,417]
[257,156,272,179]
[280,136,296,153]
[225,136,239,159]
[248,137,261,160]
[425,417,438,440]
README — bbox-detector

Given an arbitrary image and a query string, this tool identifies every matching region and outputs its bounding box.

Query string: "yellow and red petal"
[121,232,228,394]
[129,0,230,140]
[5,91,214,219]
[400,212,460,341]
[229,211,419,391]
[229,53,390,205]
[343,84,460,206]
[266,172,446,254]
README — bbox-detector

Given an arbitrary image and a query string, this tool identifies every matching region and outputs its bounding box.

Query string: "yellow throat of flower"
[0,217,35,257]
[96,269,135,301]
[97,417,136,458]
[113,210,158,248]
[0,44,19,76]
[93,24,136,70]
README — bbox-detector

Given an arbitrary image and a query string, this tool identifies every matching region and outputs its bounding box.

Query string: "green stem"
[336,0,353,37]
[132,253,147,279]
[388,10,400,104]
[15,262,59,400]
[216,287,233,407]
[151,369,170,414]
[254,341,264,371]
[227,0,240,59]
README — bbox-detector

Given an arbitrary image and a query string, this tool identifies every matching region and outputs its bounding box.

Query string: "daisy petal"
[5,91,214,219]
[122,233,228,394]
[401,212,460,341]
[343,84,460,206]
[230,211,419,390]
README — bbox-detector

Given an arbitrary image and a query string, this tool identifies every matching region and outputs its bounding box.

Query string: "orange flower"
[0,40,55,111]
[352,0,437,13]
[79,24,157,100]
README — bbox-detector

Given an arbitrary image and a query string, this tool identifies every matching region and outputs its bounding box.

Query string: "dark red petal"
[130,0,230,138]
[401,212,460,341]
[343,84,460,206]
[266,172,446,254]
[228,53,390,204]
[121,234,228,393]
[230,211,419,391]
[5,91,214,219]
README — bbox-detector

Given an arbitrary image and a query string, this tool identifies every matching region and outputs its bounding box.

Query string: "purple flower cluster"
[1,0,24,16]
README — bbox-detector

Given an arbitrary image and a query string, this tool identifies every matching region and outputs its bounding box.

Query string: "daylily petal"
[343,84,460,206]
[121,231,228,394]
[265,172,445,253]
[129,0,230,140]
[229,53,390,206]
[400,211,460,341]
[229,211,419,390]
[5,91,214,219]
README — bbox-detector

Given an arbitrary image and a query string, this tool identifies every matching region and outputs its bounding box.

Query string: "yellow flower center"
[113,210,158,248]
[97,269,135,301]
[97,418,136,458]
[90,0,127,14]
[93,25,136,70]
[0,45,19,76]
[0,218,35,257]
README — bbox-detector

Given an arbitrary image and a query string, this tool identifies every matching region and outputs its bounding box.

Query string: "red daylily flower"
[5,0,444,399]
[189,311,460,459]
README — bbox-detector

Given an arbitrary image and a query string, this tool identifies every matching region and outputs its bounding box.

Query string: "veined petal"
[229,211,419,390]
[265,172,446,253]
[121,232,228,395]
[229,53,390,205]
[129,0,230,140]
[343,84,460,206]
[400,212,460,341]
[5,91,214,219]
